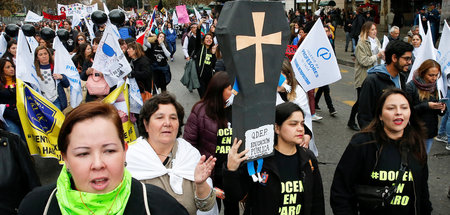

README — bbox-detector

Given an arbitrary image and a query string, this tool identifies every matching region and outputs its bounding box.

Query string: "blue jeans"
[167,41,176,58]
[438,89,450,143]
[352,38,356,54]
[345,32,353,52]
[5,118,25,140]
[425,138,434,154]
[52,98,62,111]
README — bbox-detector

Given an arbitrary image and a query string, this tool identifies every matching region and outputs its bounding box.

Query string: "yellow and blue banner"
[103,81,137,143]
[16,78,65,163]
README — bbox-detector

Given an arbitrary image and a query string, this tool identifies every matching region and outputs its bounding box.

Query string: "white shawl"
[126,137,201,194]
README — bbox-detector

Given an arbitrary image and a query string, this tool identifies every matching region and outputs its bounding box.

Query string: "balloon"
[91,10,108,25]
[109,9,125,26]
[5,24,19,38]
[40,27,55,41]
[56,29,70,42]
[22,24,36,37]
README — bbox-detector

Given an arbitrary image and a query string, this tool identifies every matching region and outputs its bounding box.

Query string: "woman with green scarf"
[405,59,446,154]
[18,102,188,215]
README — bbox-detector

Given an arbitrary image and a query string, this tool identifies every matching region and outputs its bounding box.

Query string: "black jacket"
[0,130,40,214]
[18,178,189,215]
[0,86,20,124]
[357,67,407,129]
[405,81,445,138]
[130,56,153,92]
[223,146,325,215]
[330,132,432,215]
[351,14,366,39]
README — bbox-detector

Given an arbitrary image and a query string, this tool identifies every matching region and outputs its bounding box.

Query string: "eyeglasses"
[78,38,85,41]
[400,56,412,62]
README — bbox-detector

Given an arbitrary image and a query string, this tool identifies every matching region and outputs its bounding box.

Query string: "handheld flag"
[27,36,39,56]
[92,24,132,87]
[407,21,437,82]
[103,2,110,14]
[193,7,202,22]
[16,78,64,163]
[16,29,41,92]
[418,14,426,39]
[53,36,83,108]
[127,77,143,114]
[291,19,341,92]
[72,13,82,30]
[380,35,389,64]
[25,10,43,23]
[173,11,178,25]
[437,20,450,98]
[0,33,7,58]
[85,19,96,41]
[103,81,137,143]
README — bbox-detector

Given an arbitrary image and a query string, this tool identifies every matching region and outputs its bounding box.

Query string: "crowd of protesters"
[0,2,448,215]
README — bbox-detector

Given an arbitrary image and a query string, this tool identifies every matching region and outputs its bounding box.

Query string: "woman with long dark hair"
[2,40,17,65]
[71,43,93,73]
[184,71,238,214]
[224,102,325,215]
[331,88,431,215]
[0,59,21,136]
[127,42,153,95]
[406,59,445,153]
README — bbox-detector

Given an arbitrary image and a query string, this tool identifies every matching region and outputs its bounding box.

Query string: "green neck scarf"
[55,165,132,215]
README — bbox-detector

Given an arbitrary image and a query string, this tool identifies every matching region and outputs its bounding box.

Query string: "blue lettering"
[294,59,310,85]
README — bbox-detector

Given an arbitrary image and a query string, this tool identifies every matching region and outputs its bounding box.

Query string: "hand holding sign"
[227,138,249,171]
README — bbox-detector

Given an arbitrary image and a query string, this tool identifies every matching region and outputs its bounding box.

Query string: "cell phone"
[439,98,448,103]
[94,73,100,77]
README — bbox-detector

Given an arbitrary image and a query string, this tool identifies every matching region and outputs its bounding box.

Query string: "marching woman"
[144,32,171,92]
[127,42,154,96]
[164,22,177,62]
[223,102,325,215]
[71,43,92,73]
[126,93,217,215]
[183,71,239,214]
[347,21,384,131]
[2,40,17,65]
[331,88,432,215]
[405,59,445,154]
[34,46,70,111]
[0,59,21,136]
[277,58,317,155]
[19,102,188,215]
[193,19,218,98]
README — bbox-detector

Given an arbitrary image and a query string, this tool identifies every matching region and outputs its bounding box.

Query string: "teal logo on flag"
[24,87,58,134]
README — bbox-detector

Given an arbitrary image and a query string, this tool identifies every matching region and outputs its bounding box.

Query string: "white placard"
[245,124,274,160]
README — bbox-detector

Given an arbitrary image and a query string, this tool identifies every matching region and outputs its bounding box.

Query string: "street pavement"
[166,27,450,214]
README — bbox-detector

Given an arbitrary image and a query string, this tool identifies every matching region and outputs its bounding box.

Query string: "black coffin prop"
[216,1,290,161]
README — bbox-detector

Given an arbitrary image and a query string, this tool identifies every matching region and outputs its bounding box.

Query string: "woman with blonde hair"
[347,21,384,131]
[406,59,445,153]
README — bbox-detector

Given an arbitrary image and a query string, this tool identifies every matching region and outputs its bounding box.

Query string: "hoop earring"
[124,162,127,167]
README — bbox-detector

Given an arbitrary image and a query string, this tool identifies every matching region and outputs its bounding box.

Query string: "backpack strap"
[141,182,151,215]
[43,188,57,215]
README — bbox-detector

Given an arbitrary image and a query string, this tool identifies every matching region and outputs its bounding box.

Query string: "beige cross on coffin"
[236,12,282,84]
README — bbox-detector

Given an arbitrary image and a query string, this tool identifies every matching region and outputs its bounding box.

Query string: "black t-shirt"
[215,107,232,172]
[367,142,415,214]
[275,150,304,215]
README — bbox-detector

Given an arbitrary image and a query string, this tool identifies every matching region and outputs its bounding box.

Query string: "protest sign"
[25,10,43,23]
[176,5,190,24]
[58,3,98,16]
[437,20,450,98]
[216,1,290,161]
[16,78,65,164]
[53,36,83,108]
[291,19,341,92]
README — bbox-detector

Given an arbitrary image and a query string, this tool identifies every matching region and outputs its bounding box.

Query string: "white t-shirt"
[38,65,58,102]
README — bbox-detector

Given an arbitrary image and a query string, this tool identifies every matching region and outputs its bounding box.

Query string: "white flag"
[173,11,178,25]
[418,15,426,40]
[193,7,202,22]
[0,33,7,58]
[16,29,41,92]
[380,35,389,64]
[126,78,143,114]
[85,19,96,41]
[92,24,132,87]
[26,36,39,56]
[407,21,437,82]
[103,2,110,14]
[72,13,82,30]
[53,36,83,108]
[437,20,450,98]
[291,19,341,92]
[24,10,43,23]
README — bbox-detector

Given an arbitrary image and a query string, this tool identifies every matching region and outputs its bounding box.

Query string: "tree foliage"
[0,0,21,16]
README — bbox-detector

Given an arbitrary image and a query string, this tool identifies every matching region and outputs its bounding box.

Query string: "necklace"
[78,180,124,215]
[157,152,171,157]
